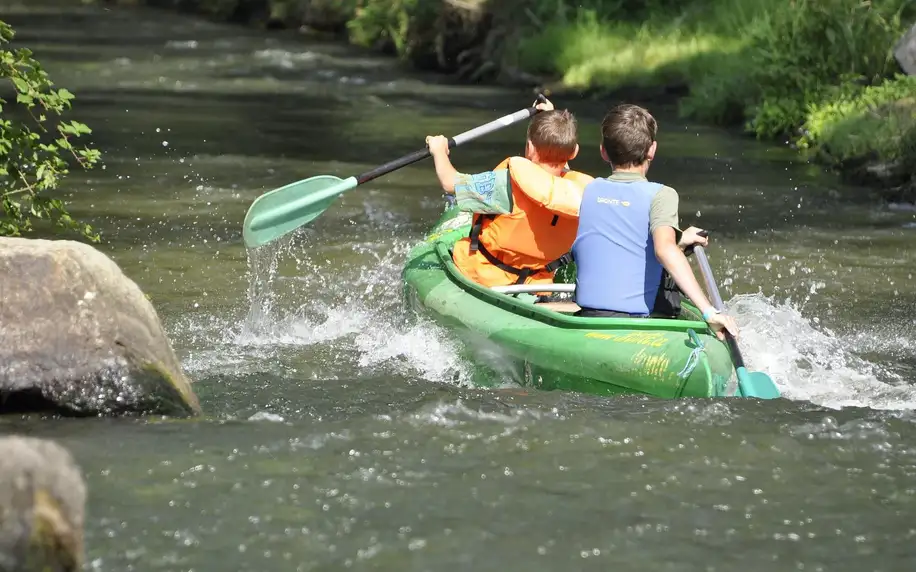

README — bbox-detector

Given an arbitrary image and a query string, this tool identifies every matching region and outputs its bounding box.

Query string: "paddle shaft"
[693,245,746,369]
[355,95,548,185]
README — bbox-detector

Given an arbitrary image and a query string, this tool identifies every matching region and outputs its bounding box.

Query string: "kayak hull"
[401,205,741,399]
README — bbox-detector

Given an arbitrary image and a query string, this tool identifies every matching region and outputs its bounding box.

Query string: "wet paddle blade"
[735,367,781,399]
[242,175,358,249]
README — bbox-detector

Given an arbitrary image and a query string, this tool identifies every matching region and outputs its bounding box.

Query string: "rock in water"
[0,437,86,572]
[896,23,916,75]
[0,238,201,416]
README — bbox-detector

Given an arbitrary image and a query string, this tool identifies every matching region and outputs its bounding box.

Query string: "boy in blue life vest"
[571,103,738,341]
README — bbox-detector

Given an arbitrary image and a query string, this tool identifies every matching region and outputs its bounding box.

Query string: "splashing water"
[171,228,915,412]
[168,221,475,386]
[239,232,296,342]
[730,294,916,410]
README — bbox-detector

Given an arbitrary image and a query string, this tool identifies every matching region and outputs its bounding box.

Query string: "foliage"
[736,0,913,139]
[800,75,916,163]
[0,20,100,240]
[514,7,742,90]
[346,0,438,59]
[299,0,360,30]
[509,0,915,192]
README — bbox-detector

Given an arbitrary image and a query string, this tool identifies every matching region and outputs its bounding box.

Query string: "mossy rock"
[0,238,201,417]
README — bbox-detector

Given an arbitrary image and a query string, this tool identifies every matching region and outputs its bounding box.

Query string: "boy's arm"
[427,136,460,194]
[426,135,512,215]
[650,188,739,339]
[507,157,592,218]
[653,227,714,313]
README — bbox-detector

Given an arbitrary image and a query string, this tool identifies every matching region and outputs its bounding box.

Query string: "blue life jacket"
[571,175,679,316]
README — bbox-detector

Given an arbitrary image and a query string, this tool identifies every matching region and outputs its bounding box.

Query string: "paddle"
[693,244,781,399]
[242,95,549,249]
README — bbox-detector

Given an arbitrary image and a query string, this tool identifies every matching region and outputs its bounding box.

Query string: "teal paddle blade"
[242,175,358,249]
[735,367,781,399]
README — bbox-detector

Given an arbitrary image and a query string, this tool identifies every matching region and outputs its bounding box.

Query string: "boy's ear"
[599,143,610,164]
[647,140,657,162]
[569,144,579,161]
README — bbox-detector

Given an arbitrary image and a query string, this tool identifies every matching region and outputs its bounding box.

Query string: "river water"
[4,1,916,570]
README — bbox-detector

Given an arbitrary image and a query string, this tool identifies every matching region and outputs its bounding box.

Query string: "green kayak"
[401,205,742,398]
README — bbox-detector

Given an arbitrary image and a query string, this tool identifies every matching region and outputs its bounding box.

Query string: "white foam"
[253,49,318,68]
[404,399,551,429]
[248,411,285,422]
[354,317,473,386]
[169,232,475,385]
[233,305,370,348]
[729,294,916,410]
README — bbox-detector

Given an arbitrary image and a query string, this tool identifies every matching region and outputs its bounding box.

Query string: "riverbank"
[105,0,915,201]
[515,0,916,202]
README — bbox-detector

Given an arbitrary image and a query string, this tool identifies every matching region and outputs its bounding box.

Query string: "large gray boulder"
[0,238,201,416]
[896,23,916,75]
[0,437,86,572]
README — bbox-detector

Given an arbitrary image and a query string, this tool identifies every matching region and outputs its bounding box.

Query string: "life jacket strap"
[475,243,573,285]
[544,252,573,273]
[468,214,496,253]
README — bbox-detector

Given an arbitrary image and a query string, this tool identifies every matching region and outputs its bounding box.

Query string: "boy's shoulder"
[563,169,594,186]
[654,183,679,197]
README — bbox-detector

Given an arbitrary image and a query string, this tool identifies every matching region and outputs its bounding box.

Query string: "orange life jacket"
[452,157,593,288]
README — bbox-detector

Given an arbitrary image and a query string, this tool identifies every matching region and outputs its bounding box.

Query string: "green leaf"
[10,76,28,93]
[0,20,102,241]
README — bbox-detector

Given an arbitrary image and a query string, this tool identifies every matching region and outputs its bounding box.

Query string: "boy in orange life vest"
[425,99,594,288]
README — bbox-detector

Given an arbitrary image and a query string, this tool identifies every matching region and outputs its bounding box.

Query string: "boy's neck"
[533,161,566,177]
[612,162,649,178]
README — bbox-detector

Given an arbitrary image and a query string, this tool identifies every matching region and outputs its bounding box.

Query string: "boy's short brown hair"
[526,110,578,165]
[600,104,657,168]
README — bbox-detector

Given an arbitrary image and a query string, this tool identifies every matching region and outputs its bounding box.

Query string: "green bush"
[507,0,915,194]
[738,0,913,139]
[514,6,744,90]
[0,21,100,240]
[801,75,916,163]
[346,0,438,59]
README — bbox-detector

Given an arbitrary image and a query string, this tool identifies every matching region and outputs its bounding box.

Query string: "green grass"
[513,0,768,89]
[515,10,745,90]
[803,75,916,166]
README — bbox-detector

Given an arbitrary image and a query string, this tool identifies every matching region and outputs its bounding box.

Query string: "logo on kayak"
[584,331,669,348]
[631,348,671,378]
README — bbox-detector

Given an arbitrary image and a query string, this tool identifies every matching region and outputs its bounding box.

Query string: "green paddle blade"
[242,175,358,248]
[735,367,781,399]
